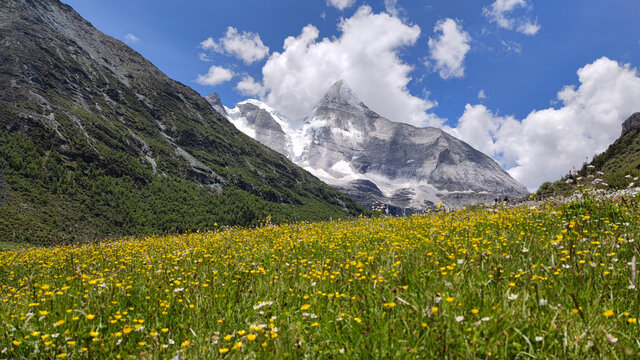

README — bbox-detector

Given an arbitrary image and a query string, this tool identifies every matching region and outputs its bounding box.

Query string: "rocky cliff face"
[0,0,366,243]
[225,100,291,157]
[622,112,640,136]
[205,93,228,118]
[212,80,529,212]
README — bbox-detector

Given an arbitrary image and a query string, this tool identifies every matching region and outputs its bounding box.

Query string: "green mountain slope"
[537,113,640,195]
[0,0,367,245]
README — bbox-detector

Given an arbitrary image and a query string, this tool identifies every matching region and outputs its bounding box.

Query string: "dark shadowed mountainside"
[0,0,367,244]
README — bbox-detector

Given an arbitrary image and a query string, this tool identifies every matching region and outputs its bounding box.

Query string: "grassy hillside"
[0,0,367,245]
[588,125,640,188]
[1,192,638,358]
[0,129,364,245]
[538,124,640,196]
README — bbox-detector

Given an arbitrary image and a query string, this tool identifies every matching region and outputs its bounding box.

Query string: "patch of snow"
[224,106,240,119]
[289,128,311,160]
[330,126,363,140]
[330,160,356,177]
[303,166,339,183]
[326,161,365,182]
[228,117,257,139]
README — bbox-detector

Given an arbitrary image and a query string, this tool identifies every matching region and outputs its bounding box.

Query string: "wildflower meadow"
[1,191,639,359]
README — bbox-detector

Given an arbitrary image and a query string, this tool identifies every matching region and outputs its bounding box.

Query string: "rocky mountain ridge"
[209,80,529,213]
[0,0,366,243]
[622,112,640,136]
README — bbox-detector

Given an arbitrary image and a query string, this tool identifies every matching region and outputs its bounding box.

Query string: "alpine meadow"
[2,189,640,358]
[2,0,640,359]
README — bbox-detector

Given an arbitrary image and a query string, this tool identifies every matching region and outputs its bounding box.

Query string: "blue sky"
[61,0,640,189]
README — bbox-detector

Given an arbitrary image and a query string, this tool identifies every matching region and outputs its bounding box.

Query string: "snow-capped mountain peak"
[206,82,528,213]
[316,79,367,111]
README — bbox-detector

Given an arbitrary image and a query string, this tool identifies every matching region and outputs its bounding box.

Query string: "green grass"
[0,130,366,245]
[537,126,640,196]
[0,241,27,252]
[0,191,639,359]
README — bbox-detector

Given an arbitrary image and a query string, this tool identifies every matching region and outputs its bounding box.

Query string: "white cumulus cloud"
[201,27,269,65]
[236,75,266,98]
[427,18,471,79]
[384,0,401,18]
[448,57,640,190]
[327,0,356,11]
[196,65,234,86]
[484,0,540,36]
[198,53,212,62]
[124,33,140,43]
[251,6,441,127]
[517,20,541,36]
[200,37,219,51]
